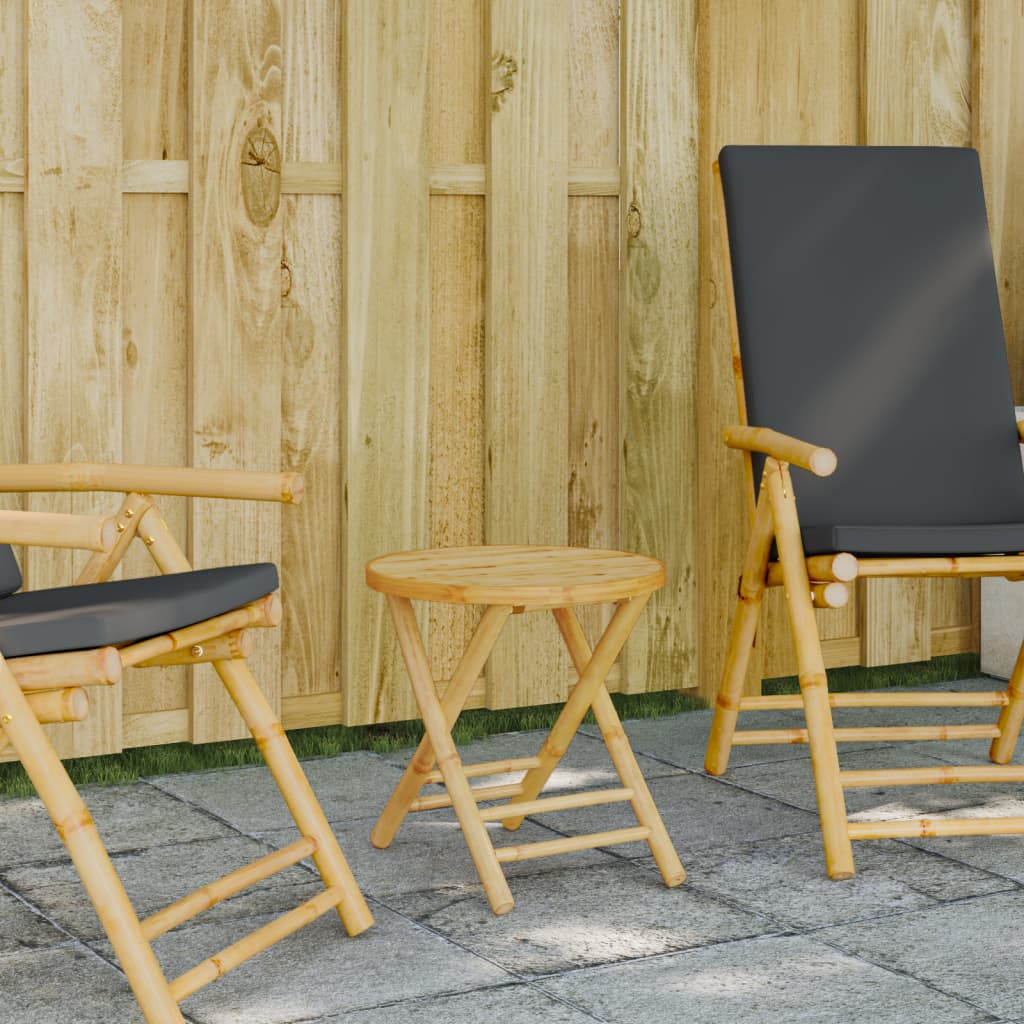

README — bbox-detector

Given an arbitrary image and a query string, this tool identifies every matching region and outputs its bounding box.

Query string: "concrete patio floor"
[4,677,1024,1022]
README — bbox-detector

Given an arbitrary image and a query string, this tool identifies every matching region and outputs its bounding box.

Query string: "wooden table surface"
[365,545,665,607]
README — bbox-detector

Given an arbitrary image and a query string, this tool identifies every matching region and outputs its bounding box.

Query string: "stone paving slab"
[257,815,616,902]
[903,831,1024,883]
[537,933,993,1024]
[148,752,406,832]
[527,771,820,860]
[0,945,148,1023]
[818,888,1024,1020]
[125,904,511,1024]
[673,832,1016,930]
[382,860,775,977]
[3,835,321,942]
[0,782,235,870]
[317,983,599,1024]
[0,885,73,955]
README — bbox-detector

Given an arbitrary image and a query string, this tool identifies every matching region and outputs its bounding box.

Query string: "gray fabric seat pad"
[718,145,1024,557]
[0,563,278,658]
[801,522,1024,557]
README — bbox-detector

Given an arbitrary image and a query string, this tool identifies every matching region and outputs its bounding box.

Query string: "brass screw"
[1,714,11,726]
[116,522,126,533]
[144,536,155,546]
[191,645,204,658]
[125,508,134,518]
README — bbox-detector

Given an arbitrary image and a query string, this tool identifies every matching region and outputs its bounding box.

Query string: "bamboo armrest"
[723,425,837,477]
[0,509,117,551]
[0,464,304,504]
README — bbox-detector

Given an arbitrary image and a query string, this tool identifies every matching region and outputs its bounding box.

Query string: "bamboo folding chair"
[705,145,1024,879]
[0,464,372,1022]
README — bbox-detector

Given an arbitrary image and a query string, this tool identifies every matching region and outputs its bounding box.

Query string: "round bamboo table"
[365,544,685,915]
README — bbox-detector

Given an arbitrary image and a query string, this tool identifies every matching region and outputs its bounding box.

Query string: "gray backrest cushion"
[0,544,21,598]
[718,145,1024,529]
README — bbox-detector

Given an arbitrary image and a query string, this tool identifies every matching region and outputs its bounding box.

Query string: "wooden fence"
[0,0,1019,758]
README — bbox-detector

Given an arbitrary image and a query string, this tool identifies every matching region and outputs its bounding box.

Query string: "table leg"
[371,603,511,848]
[383,595,515,914]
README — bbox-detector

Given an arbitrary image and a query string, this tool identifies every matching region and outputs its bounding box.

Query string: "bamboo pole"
[423,755,540,783]
[503,595,650,830]
[705,482,774,774]
[731,723,1000,745]
[714,162,755,522]
[992,632,1024,763]
[0,508,117,551]
[544,604,685,887]
[766,553,858,586]
[408,782,524,813]
[75,492,152,585]
[118,596,280,667]
[739,690,1009,711]
[0,657,185,1022]
[8,647,121,690]
[169,885,343,1003]
[840,765,1024,788]
[0,463,304,504]
[136,629,252,667]
[723,424,837,477]
[848,817,1024,840]
[142,837,316,940]
[477,786,633,822]
[812,582,849,608]
[385,594,514,914]
[26,687,89,724]
[494,826,652,863]
[767,458,854,879]
[853,556,1024,578]
[370,603,512,848]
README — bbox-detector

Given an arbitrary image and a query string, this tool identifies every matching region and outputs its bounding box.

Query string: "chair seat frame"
[0,465,372,1023]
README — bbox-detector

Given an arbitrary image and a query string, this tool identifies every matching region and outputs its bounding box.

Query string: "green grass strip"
[0,653,979,798]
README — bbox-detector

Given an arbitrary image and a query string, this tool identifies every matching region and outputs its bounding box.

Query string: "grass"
[0,652,980,798]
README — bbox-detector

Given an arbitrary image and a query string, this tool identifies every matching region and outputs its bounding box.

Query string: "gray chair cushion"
[0,545,21,598]
[0,563,278,658]
[718,145,1024,556]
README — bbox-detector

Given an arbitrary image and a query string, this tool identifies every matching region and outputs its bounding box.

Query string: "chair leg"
[371,604,512,849]
[991,634,1024,764]
[385,595,515,915]
[552,606,686,887]
[0,660,186,1024]
[502,594,651,831]
[212,658,374,936]
[766,460,855,879]
[705,485,774,775]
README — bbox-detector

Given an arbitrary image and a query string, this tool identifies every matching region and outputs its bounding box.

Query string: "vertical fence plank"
[190,0,284,742]
[698,0,860,702]
[569,0,620,652]
[25,0,123,755]
[280,2,344,706]
[860,0,971,667]
[0,0,23,495]
[620,0,698,694]
[485,0,569,708]
[342,1,430,725]
[975,1,1024,402]
[428,0,486,691]
[122,0,190,725]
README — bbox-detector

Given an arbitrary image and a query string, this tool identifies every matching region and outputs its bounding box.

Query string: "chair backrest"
[0,544,21,597]
[718,145,1024,531]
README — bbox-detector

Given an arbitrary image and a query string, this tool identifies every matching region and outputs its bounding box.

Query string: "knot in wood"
[241,125,281,227]
[491,53,519,111]
[626,203,642,239]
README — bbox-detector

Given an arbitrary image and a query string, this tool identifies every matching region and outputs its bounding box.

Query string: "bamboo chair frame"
[366,547,686,914]
[0,466,372,1023]
[704,162,1024,879]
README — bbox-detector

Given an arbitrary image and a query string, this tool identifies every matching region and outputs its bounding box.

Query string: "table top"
[365,545,666,607]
